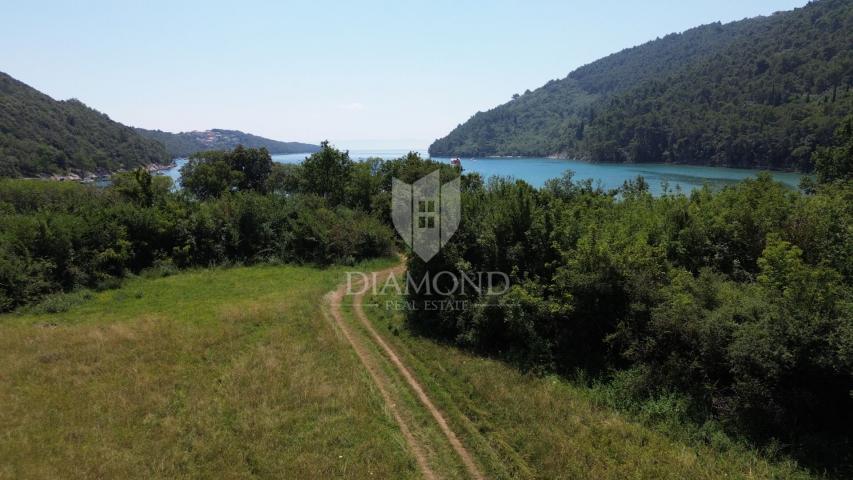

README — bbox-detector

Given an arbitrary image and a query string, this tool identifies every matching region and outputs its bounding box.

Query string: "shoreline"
[19,161,179,183]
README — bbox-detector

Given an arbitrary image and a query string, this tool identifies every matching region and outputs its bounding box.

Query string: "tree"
[229,145,273,192]
[111,168,173,207]
[179,146,273,199]
[813,116,853,184]
[266,163,303,195]
[180,153,241,200]
[301,141,353,205]
[345,158,383,212]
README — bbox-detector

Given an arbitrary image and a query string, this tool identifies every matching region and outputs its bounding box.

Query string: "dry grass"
[0,261,420,479]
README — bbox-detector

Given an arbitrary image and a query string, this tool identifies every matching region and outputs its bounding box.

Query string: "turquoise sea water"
[161,149,805,196]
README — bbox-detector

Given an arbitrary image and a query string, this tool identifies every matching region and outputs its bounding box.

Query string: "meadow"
[0,260,422,479]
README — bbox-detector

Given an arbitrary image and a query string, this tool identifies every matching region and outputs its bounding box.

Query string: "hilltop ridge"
[430,0,853,171]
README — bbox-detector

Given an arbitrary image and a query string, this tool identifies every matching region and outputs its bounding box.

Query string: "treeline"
[0,143,424,312]
[0,143,463,312]
[430,0,853,171]
[413,121,853,473]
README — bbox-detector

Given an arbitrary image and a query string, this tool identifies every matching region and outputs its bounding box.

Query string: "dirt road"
[325,265,485,480]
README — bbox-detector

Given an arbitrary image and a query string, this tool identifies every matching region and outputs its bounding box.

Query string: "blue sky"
[1,0,808,149]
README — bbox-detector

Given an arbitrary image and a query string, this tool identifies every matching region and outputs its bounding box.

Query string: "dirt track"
[326,265,485,480]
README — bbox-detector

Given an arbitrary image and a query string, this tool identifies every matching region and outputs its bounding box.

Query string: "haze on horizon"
[1,0,808,149]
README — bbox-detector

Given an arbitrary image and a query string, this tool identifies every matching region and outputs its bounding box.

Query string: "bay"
[160,148,805,196]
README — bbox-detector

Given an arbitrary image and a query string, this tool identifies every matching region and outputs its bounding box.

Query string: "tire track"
[349,265,486,480]
[326,282,437,480]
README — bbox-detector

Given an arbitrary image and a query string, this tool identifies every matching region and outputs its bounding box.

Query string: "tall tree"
[301,141,353,205]
[813,116,853,184]
[180,146,273,199]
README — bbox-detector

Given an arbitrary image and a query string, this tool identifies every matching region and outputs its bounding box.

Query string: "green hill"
[430,0,853,170]
[135,128,320,158]
[0,72,170,177]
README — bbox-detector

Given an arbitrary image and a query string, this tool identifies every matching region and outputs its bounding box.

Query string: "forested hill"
[135,128,320,158]
[0,72,169,177]
[430,0,853,171]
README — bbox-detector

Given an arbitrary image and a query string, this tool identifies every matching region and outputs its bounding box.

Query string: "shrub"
[27,290,94,314]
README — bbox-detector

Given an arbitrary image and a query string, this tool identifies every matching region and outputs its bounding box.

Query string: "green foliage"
[180,146,273,199]
[0,145,462,313]
[0,73,318,177]
[366,293,815,479]
[1,137,849,473]
[300,141,354,205]
[181,152,241,199]
[430,79,598,157]
[431,0,853,171]
[0,145,457,313]
[0,157,395,312]
[25,289,94,314]
[266,162,304,195]
[406,171,853,473]
[0,72,169,177]
[112,168,174,207]
[813,115,853,184]
[278,146,461,217]
[228,145,274,192]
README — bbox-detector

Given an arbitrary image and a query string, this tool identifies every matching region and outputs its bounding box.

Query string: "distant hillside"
[0,72,170,177]
[136,128,320,158]
[430,0,853,170]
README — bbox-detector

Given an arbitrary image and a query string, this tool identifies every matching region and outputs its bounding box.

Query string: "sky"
[1,0,809,149]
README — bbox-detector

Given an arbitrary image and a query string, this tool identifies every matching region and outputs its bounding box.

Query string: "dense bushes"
[406,163,852,469]
[0,185,393,311]
[0,145,397,312]
[0,144,467,313]
[0,144,470,312]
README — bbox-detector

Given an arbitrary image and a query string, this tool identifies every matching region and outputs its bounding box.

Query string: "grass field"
[0,262,817,479]
[0,260,423,479]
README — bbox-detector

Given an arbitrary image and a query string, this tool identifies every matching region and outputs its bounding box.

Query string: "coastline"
[26,160,179,183]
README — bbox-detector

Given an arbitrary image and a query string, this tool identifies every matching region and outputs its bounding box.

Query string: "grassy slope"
[363,291,816,479]
[0,261,421,479]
